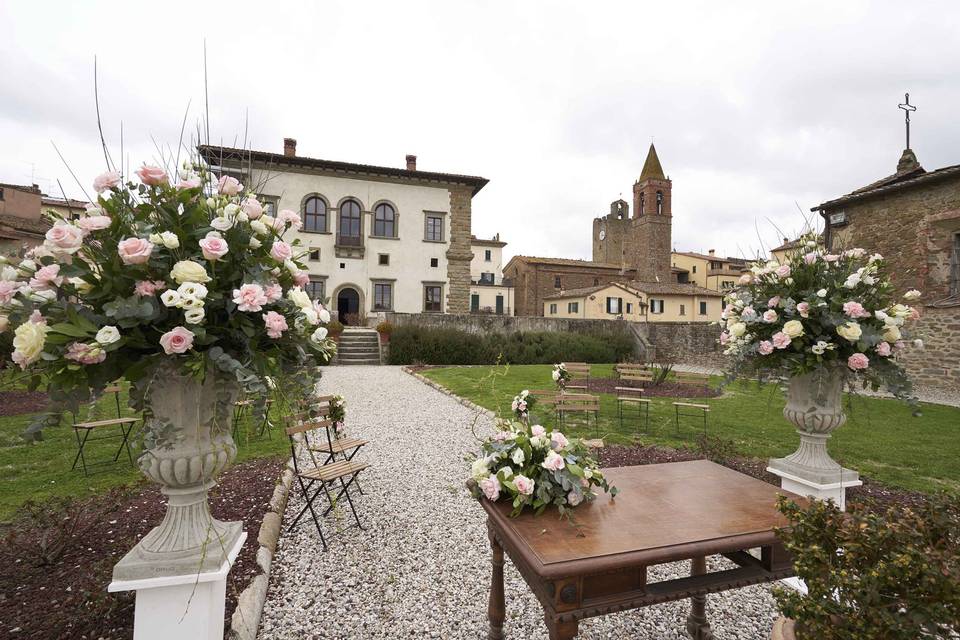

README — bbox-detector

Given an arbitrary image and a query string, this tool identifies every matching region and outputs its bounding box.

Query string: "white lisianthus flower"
[236,212,249,223]
[223,203,240,218]
[31,289,56,302]
[205,197,217,208]
[511,448,525,465]
[1,266,19,281]
[210,216,233,232]
[287,287,312,309]
[811,341,829,355]
[551,369,561,381]
[728,322,747,338]
[250,220,269,236]
[318,307,331,323]
[311,327,328,342]
[816,288,827,298]
[180,296,204,309]
[148,233,162,244]
[530,434,550,450]
[284,259,299,275]
[782,319,804,338]
[881,325,901,342]
[159,231,179,249]
[184,307,205,324]
[837,322,862,342]
[160,290,182,308]
[170,260,211,284]
[95,325,121,345]
[177,282,208,299]
[249,237,262,249]
[903,289,921,300]
[471,457,489,481]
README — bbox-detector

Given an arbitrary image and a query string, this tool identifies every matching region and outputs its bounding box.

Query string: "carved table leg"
[545,614,579,640]
[686,556,715,640]
[488,528,506,640]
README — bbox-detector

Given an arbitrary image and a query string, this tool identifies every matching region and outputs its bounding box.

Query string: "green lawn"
[0,384,289,522]
[422,364,960,495]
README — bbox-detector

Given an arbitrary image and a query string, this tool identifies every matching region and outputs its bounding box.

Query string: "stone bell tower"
[630,143,673,282]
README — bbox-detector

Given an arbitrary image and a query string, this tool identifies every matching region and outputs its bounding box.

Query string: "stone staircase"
[334,328,382,365]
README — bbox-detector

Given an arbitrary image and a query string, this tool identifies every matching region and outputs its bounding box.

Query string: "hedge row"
[386,326,635,365]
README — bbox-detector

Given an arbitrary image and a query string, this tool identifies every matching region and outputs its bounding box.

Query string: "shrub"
[375,321,393,335]
[327,320,344,335]
[774,494,960,639]
[387,326,634,365]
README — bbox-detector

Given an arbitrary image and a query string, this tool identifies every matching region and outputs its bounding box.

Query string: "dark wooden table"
[481,460,798,639]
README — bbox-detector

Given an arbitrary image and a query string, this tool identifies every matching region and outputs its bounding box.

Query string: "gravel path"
[258,365,779,639]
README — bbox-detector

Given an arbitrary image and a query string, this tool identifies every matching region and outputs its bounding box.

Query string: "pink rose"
[264,283,283,303]
[894,340,906,351]
[76,215,112,234]
[775,264,791,278]
[513,475,535,496]
[217,175,242,196]
[876,341,892,357]
[159,326,195,355]
[65,342,106,365]
[117,237,154,265]
[0,281,17,304]
[768,296,781,308]
[823,254,840,263]
[232,283,268,312]
[772,332,792,349]
[541,451,566,471]
[29,264,63,290]
[44,222,85,256]
[550,431,569,450]
[241,197,263,219]
[763,309,778,323]
[479,476,501,501]
[567,491,583,507]
[842,301,870,319]
[136,165,168,186]
[176,176,202,190]
[93,170,122,193]
[276,209,303,230]
[530,425,546,436]
[797,302,810,318]
[909,307,921,321]
[270,240,293,261]
[29,310,46,325]
[719,331,730,345]
[847,352,870,371]
[293,271,310,287]
[262,311,288,339]
[199,233,230,261]
[757,340,774,355]
[803,252,817,265]
[134,280,166,297]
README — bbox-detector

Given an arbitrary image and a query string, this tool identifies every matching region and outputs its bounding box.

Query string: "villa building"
[543,281,723,322]
[470,234,514,315]
[670,250,748,292]
[199,139,488,323]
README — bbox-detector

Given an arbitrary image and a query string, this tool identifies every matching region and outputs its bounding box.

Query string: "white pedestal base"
[109,532,246,640]
[767,466,861,511]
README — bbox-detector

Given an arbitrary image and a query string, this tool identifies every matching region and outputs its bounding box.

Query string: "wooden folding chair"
[297,395,369,491]
[285,416,368,550]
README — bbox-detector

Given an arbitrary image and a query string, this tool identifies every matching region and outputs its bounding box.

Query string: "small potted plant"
[771,494,959,639]
[376,320,393,344]
[326,319,344,342]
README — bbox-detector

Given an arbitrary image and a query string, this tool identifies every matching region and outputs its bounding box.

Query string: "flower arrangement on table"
[551,363,570,390]
[327,394,346,438]
[469,411,617,517]
[720,235,921,402]
[2,160,337,435]
[510,389,536,422]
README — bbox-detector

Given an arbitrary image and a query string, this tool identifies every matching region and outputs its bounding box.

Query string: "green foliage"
[375,321,393,335]
[650,361,674,386]
[327,320,344,335]
[387,326,634,365]
[774,495,960,639]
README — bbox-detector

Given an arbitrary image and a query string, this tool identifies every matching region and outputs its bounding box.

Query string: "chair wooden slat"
[309,437,369,454]
[298,460,369,482]
[74,417,139,429]
[285,418,333,436]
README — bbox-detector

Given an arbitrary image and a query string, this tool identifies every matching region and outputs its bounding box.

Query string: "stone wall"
[382,313,725,366]
[898,307,960,394]
[445,186,474,314]
[505,261,637,317]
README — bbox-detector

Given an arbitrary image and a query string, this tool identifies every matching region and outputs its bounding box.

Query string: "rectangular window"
[484,249,492,262]
[309,249,320,261]
[568,302,579,313]
[692,265,697,274]
[373,283,393,311]
[606,297,622,314]
[471,294,480,312]
[554,276,562,288]
[495,295,504,314]
[424,285,443,312]
[699,301,708,315]
[650,299,664,314]
[480,272,494,284]
[430,257,439,268]
[305,278,325,301]
[378,253,390,266]
[680,304,686,316]
[549,303,558,314]
[424,215,444,241]
[626,302,633,314]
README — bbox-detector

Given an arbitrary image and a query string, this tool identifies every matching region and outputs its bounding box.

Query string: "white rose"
[205,197,217,208]
[149,233,162,244]
[318,308,331,323]
[184,307,205,324]
[1,266,18,281]
[311,327,328,342]
[874,310,889,323]
[249,237,262,249]
[19,260,36,272]
[170,260,211,284]
[881,325,901,342]
[844,273,861,288]
[12,321,48,365]
[223,203,240,218]
[471,457,489,481]
[284,259,299,275]
[782,320,804,338]
[904,289,921,300]
[287,287,312,309]
[159,231,179,249]
[728,322,747,338]
[95,325,121,345]
[301,307,319,325]
[210,216,233,232]
[837,322,862,342]
[816,289,827,298]
[31,289,56,302]
[160,290,182,308]
[236,212,249,223]
[250,220,269,236]
[511,448,525,465]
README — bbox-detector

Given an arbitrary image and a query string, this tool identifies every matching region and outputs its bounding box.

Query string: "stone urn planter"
[770,616,797,640]
[767,367,859,493]
[112,362,243,581]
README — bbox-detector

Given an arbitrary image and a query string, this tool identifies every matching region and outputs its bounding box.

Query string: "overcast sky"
[2,1,959,261]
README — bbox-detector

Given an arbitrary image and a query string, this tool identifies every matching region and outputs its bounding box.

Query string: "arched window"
[303,196,327,233]
[656,190,663,215]
[338,199,362,240]
[639,192,645,215]
[373,203,396,237]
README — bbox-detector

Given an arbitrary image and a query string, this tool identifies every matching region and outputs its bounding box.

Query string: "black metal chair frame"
[302,398,368,494]
[674,402,709,437]
[617,394,651,433]
[71,418,138,475]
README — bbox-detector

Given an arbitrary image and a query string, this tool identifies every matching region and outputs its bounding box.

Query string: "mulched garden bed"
[577,377,721,398]
[600,444,931,512]
[0,390,49,416]
[0,456,284,639]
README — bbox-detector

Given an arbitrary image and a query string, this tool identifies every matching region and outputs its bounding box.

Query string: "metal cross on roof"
[898,92,917,149]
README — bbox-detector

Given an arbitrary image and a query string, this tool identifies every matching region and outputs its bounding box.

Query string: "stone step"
[337,357,381,365]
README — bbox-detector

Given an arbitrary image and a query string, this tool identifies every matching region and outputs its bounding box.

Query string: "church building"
[505,144,722,320]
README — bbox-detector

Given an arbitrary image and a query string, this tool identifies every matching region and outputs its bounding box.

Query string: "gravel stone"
[258,365,780,639]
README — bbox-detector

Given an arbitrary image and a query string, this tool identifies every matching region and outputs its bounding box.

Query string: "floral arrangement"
[469,411,616,517]
[551,363,570,390]
[2,161,337,435]
[720,235,920,401]
[510,389,536,422]
[327,394,346,438]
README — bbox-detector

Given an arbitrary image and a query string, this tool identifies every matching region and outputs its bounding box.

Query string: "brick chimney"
[406,154,417,171]
[283,138,297,157]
